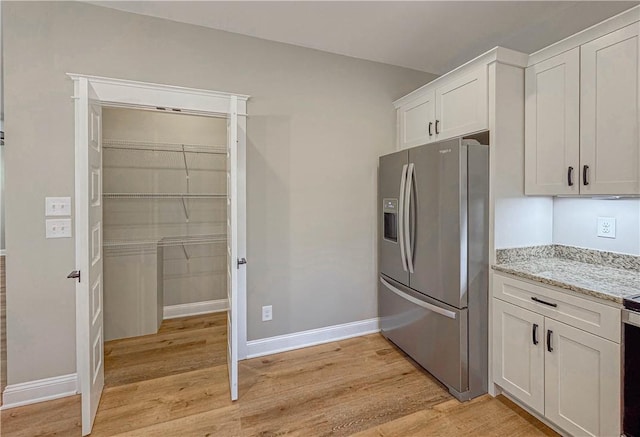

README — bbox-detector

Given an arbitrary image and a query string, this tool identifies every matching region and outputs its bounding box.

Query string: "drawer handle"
[532,323,539,345]
[547,329,553,352]
[531,296,557,308]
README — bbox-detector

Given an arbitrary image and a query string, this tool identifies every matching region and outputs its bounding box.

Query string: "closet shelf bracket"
[180,196,190,222]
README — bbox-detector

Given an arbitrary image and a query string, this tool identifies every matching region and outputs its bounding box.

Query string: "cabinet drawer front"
[493,273,620,343]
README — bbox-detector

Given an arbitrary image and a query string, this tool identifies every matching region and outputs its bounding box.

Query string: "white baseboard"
[163,299,228,320]
[1,373,77,410]
[246,317,380,359]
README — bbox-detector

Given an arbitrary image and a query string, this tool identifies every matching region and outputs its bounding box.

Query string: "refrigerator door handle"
[404,163,415,273]
[380,277,457,319]
[398,164,408,272]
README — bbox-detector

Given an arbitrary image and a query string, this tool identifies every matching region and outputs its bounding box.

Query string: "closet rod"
[104,235,227,248]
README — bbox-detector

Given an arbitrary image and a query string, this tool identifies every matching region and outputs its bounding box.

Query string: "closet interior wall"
[102,108,228,341]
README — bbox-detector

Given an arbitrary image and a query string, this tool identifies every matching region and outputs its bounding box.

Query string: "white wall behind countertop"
[553,198,640,255]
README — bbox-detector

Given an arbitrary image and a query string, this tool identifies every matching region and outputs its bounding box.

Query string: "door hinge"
[237,258,247,269]
[67,270,81,283]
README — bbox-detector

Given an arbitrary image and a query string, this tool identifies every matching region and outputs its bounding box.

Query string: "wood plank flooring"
[1,312,557,436]
[1,256,6,399]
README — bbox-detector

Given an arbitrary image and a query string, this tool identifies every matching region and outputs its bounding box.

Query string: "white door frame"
[67,72,249,394]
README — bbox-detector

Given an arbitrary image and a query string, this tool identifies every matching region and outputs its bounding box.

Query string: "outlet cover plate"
[262,305,273,322]
[597,217,616,239]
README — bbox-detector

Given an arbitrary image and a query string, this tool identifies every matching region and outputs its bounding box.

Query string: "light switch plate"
[597,217,616,239]
[45,197,71,216]
[46,219,72,238]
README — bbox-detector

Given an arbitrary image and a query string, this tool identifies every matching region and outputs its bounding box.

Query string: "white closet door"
[73,77,105,436]
[226,96,245,401]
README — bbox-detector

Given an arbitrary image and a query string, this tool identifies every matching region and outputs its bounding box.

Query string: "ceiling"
[89,1,638,75]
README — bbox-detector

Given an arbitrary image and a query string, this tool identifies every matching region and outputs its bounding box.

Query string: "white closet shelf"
[103,139,227,155]
[103,193,226,199]
[104,234,227,249]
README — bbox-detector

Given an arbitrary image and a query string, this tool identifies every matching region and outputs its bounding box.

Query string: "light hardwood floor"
[1,313,557,436]
[1,256,6,399]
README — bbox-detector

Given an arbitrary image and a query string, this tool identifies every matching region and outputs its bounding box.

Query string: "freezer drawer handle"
[531,296,557,308]
[380,277,456,320]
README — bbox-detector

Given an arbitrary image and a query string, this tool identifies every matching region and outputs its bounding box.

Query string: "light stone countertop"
[492,245,640,304]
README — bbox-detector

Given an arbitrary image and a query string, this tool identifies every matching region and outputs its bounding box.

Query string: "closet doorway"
[68,75,248,436]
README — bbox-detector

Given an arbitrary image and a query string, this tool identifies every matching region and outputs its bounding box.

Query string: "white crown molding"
[245,318,380,359]
[163,299,228,320]
[1,373,78,410]
[393,46,528,109]
[528,5,639,66]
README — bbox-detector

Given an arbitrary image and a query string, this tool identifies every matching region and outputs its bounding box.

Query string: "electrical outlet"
[597,217,616,239]
[46,219,72,238]
[262,305,273,322]
[45,197,71,216]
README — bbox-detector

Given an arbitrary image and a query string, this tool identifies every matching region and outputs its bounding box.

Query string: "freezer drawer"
[379,275,468,397]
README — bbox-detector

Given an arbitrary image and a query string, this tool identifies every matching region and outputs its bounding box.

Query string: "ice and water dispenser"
[383,198,398,242]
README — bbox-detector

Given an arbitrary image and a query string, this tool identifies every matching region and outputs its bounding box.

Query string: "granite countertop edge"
[491,264,624,304]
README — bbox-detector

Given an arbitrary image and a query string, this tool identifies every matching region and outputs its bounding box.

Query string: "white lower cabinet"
[544,319,620,437]
[492,298,545,415]
[492,279,621,437]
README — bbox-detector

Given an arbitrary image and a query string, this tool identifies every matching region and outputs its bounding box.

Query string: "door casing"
[68,73,249,433]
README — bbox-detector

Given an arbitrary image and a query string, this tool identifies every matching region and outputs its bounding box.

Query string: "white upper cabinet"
[525,49,580,195]
[396,64,490,150]
[580,23,639,195]
[399,90,436,149]
[525,9,640,196]
[435,67,488,141]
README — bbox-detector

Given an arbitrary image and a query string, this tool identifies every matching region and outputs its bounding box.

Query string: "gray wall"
[3,1,434,384]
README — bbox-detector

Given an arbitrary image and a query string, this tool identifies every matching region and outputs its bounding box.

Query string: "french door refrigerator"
[378,137,489,401]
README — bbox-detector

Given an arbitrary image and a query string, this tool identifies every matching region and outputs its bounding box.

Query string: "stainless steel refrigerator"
[378,137,488,401]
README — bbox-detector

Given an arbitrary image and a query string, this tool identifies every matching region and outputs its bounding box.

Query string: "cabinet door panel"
[525,48,580,195]
[399,91,435,149]
[435,67,488,140]
[492,298,545,414]
[581,23,640,195]
[545,319,620,437]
